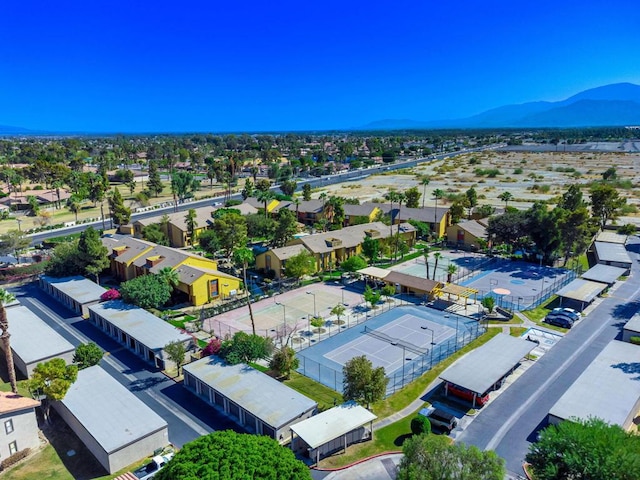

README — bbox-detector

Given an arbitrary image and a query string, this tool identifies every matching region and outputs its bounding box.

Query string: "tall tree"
[273,209,298,247]
[590,183,626,229]
[527,202,562,263]
[233,247,257,335]
[527,417,640,480]
[77,227,109,285]
[284,249,316,281]
[108,187,131,226]
[73,342,104,370]
[465,186,478,219]
[269,346,299,379]
[498,191,513,208]
[0,289,18,393]
[185,208,198,246]
[404,186,421,209]
[432,252,442,280]
[342,355,387,408]
[213,212,247,256]
[302,183,312,201]
[257,188,275,219]
[420,176,430,208]
[28,358,78,424]
[147,160,164,197]
[398,433,505,480]
[433,188,445,235]
[120,274,172,309]
[362,235,380,265]
[164,341,186,376]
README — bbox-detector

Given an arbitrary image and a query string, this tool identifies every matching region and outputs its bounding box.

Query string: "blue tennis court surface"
[296,305,482,395]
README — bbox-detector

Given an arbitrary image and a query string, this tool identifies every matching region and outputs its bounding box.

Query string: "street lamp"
[306,291,317,317]
[420,326,435,366]
[517,296,523,311]
[16,218,21,232]
[275,301,286,343]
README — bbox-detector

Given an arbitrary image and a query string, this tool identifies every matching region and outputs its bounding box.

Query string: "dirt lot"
[313,150,640,222]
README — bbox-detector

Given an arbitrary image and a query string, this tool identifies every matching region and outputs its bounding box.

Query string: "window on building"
[4,419,13,434]
[8,441,17,455]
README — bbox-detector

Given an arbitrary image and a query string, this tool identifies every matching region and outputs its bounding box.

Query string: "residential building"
[0,392,40,459]
[102,235,241,305]
[132,206,215,248]
[446,219,488,250]
[369,203,451,238]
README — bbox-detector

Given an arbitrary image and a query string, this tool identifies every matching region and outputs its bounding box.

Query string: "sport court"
[390,251,493,284]
[297,305,481,393]
[459,260,573,310]
[202,282,364,338]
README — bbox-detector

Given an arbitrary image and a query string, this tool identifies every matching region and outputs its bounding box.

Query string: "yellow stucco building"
[102,235,241,306]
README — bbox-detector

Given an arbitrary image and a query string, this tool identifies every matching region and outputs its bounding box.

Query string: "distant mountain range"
[360,83,640,130]
[0,124,35,134]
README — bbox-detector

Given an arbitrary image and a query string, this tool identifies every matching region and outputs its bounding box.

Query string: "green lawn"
[510,327,528,337]
[284,372,343,411]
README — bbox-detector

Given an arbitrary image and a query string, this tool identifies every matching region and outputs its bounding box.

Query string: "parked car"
[550,307,580,321]
[419,406,458,433]
[544,314,574,329]
[133,452,174,480]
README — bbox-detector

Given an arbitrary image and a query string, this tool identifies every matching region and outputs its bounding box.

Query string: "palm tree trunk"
[0,307,18,394]
[244,265,256,335]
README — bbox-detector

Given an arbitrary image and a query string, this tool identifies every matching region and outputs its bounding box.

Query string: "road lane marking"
[485,281,640,451]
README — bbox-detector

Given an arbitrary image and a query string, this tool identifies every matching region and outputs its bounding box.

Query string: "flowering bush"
[202,338,222,357]
[100,288,121,301]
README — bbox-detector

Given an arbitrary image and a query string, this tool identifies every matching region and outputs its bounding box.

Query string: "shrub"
[0,448,30,470]
[311,317,324,328]
[100,288,121,301]
[630,336,640,345]
[202,338,222,356]
[411,415,431,436]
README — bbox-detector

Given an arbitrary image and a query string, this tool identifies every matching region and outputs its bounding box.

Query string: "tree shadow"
[41,412,107,480]
[128,375,170,392]
[611,362,640,380]
[394,433,412,447]
[611,301,640,320]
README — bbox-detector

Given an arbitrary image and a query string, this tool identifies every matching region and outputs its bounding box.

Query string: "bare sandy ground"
[312,150,640,222]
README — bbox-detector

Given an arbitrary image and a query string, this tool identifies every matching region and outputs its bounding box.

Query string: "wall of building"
[0,409,40,459]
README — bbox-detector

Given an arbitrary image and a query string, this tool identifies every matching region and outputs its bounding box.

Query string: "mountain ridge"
[359,82,640,130]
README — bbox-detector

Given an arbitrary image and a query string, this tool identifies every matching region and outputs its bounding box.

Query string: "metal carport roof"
[439,334,536,395]
[555,278,607,303]
[290,402,376,449]
[581,264,627,285]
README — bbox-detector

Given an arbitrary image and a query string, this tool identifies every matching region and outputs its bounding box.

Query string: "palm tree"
[420,176,430,208]
[499,191,513,208]
[447,263,458,283]
[0,289,18,394]
[423,247,431,279]
[393,192,406,262]
[433,252,442,281]
[433,189,445,239]
[67,196,81,222]
[257,189,275,219]
[233,247,256,335]
[185,208,197,246]
[157,267,180,302]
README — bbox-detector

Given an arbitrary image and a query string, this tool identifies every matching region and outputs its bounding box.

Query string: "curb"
[311,451,402,471]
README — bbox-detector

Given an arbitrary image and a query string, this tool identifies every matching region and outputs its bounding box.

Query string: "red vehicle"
[446,383,490,406]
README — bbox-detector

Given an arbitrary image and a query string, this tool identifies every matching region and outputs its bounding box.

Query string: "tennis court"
[390,251,495,284]
[297,305,484,395]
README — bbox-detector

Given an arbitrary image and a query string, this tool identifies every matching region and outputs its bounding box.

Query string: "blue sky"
[1,1,639,132]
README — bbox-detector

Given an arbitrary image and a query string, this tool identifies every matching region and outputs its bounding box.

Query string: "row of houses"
[126,197,452,249]
[256,222,417,278]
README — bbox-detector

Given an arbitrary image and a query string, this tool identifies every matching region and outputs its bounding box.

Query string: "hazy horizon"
[2,1,639,133]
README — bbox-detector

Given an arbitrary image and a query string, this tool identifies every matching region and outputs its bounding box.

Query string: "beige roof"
[132,206,214,231]
[269,244,310,261]
[368,203,449,224]
[384,271,441,293]
[0,392,40,415]
[450,219,487,240]
[298,222,415,254]
[596,231,628,244]
[356,266,391,279]
[231,203,259,215]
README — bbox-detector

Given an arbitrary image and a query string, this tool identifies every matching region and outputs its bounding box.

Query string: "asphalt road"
[456,236,640,476]
[11,283,241,447]
[27,145,498,246]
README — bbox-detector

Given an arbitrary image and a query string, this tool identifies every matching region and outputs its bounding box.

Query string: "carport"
[289,402,376,464]
[549,340,640,430]
[555,278,607,311]
[580,264,626,286]
[439,334,536,407]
